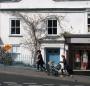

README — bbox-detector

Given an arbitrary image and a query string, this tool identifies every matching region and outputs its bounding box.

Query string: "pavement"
[0,65,90,84]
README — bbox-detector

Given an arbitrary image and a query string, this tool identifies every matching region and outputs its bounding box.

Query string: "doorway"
[46,48,60,65]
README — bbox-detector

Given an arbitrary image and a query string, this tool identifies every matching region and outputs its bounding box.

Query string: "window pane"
[48,28,52,34]
[16,28,20,34]
[48,20,52,27]
[53,20,57,27]
[47,20,57,35]
[11,46,20,53]
[74,52,81,70]
[16,20,20,27]
[11,20,15,27]
[53,28,57,34]
[11,28,15,34]
[88,18,90,24]
[88,25,90,32]
[13,47,17,53]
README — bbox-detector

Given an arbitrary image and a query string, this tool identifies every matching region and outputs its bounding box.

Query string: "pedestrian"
[61,54,73,77]
[36,50,45,71]
[61,55,67,75]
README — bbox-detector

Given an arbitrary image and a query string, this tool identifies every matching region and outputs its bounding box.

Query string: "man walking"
[36,50,45,71]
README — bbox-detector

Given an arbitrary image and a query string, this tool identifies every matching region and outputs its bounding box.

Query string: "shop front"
[68,44,90,70]
[65,34,90,75]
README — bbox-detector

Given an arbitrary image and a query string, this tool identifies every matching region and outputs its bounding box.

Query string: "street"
[0,73,89,86]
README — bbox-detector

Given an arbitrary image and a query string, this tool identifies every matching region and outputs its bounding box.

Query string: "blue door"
[46,48,60,65]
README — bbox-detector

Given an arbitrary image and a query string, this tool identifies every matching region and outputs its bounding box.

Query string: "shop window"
[74,52,81,70]
[81,51,88,70]
[74,50,89,70]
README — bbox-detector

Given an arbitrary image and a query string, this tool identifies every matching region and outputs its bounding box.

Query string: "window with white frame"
[47,19,57,35]
[10,19,20,34]
[11,45,20,54]
[88,17,90,32]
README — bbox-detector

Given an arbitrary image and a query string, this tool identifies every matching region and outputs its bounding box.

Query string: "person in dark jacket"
[61,55,73,76]
[61,55,67,74]
[36,50,45,71]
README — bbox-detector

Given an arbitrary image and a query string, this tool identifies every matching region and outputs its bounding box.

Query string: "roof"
[0,0,90,10]
[39,35,65,43]
[64,34,90,38]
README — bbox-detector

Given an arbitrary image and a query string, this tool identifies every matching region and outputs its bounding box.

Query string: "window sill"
[46,34,60,39]
[9,34,23,37]
[47,34,59,37]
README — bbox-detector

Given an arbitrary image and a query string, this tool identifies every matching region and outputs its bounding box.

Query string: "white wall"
[0,11,88,65]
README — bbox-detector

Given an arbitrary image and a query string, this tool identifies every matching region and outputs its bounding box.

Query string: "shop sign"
[71,38,90,43]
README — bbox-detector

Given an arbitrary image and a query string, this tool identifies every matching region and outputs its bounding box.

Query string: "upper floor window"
[11,19,20,34]
[88,17,90,32]
[47,19,57,35]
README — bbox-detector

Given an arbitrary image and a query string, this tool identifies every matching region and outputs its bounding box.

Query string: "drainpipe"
[63,35,66,54]
[0,3,1,40]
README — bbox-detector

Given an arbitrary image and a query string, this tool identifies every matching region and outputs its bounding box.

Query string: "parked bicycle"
[47,61,61,76]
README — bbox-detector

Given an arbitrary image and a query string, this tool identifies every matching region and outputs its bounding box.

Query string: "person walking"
[61,55,67,75]
[36,50,45,71]
[61,54,73,76]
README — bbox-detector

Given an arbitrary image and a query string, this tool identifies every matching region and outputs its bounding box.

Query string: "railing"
[11,53,34,66]
[0,47,34,66]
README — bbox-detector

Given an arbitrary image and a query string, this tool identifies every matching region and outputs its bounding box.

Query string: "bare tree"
[7,12,73,65]
[13,12,74,64]
[12,12,48,64]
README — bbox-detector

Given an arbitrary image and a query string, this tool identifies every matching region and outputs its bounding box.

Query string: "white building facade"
[0,0,90,71]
